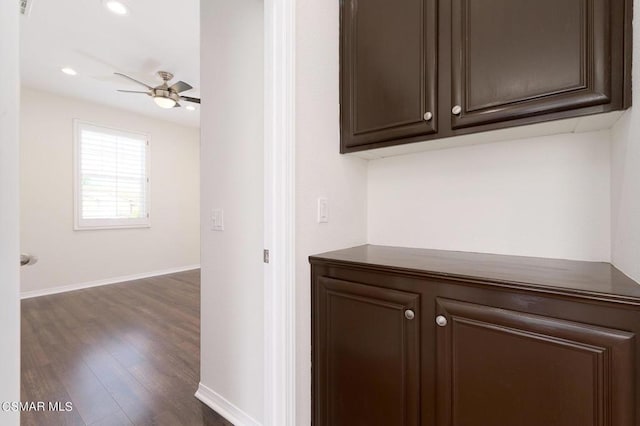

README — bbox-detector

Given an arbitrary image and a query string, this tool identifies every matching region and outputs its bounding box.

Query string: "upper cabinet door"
[341,0,438,151]
[450,0,612,129]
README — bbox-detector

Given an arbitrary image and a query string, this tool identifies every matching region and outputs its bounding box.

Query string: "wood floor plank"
[21,366,86,426]
[21,270,231,426]
[86,409,132,426]
[51,354,123,425]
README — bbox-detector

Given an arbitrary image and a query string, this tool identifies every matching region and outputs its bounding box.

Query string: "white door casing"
[263,0,296,425]
[0,1,21,425]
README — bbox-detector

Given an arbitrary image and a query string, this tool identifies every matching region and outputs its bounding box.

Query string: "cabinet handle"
[423,111,433,121]
[435,315,447,327]
[404,309,415,320]
[451,105,462,115]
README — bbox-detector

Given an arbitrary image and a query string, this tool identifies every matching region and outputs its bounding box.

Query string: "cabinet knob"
[423,111,433,121]
[404,309,415,320]
[451,105,462,115]
[435,315,447,327]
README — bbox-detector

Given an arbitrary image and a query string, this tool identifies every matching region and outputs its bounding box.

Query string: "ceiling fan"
[115,71,200,109]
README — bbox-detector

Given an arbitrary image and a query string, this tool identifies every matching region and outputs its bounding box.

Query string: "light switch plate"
[317,198,329,223]
[212,208,224,231]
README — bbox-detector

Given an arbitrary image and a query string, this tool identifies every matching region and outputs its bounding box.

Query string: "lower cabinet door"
[435,298,635,426]
[314,277,420,426]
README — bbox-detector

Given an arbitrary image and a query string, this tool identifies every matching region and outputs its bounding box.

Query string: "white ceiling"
[20,0,200,128]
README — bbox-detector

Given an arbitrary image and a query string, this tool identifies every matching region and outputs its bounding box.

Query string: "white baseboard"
[20,265,200,299]
[195,382,261,426]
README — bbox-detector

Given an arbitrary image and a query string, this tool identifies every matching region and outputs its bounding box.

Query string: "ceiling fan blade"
[181,96,201,104]
[114,72,154,90]
[174,103,181,108]
[169,81,193,93]
[117,90,150,95]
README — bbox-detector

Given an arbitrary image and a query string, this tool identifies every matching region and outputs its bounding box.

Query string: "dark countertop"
[310,245,640,305]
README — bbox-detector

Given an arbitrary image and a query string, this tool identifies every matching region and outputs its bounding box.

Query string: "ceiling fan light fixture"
[114,71,201,110]
[103,0,128,15]
[153,96,177,109]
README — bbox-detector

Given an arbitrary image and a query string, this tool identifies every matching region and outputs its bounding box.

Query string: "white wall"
[612,115,640,282]
[368,130,611,261]
[611,0,640,282]
[295,1,369,425]
[199,0,265,424]
[20,87,200,294]
[0,1,21,424]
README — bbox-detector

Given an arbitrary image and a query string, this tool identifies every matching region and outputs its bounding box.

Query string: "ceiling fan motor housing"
[153,89,181,103]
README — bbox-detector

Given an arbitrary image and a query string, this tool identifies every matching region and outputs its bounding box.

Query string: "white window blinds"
[74,121,150,229]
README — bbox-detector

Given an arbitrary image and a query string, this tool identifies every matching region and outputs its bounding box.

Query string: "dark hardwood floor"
[21,270,232,426]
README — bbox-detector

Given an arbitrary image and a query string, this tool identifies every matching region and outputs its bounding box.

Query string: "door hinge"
[20,0,34,15]
[263,249,270,264]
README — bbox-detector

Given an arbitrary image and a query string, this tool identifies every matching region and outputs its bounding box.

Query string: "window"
[74,120,150,230]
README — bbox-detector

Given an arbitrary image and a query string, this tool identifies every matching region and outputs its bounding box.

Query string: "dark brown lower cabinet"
[311,245,640,426]
[436,298,634,426]
[315,277,420,426]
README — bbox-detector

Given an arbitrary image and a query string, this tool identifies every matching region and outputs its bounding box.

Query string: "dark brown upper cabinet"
[340,0,438,150]
[340,0,632,153]
[452,0,611,129]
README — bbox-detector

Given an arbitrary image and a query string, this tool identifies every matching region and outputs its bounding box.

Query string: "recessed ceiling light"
[186,105,196,111]
[103,0,128,15]
[61,67,77,76]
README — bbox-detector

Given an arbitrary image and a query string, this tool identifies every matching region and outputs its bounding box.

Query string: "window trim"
[73,119,151,231]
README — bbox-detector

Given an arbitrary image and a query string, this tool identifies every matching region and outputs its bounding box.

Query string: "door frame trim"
[263,0,297,425]
[0,1,21,424]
